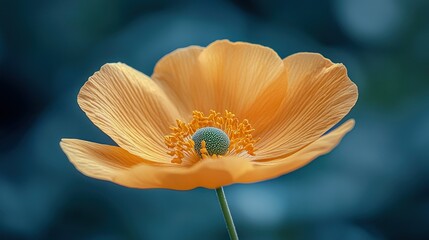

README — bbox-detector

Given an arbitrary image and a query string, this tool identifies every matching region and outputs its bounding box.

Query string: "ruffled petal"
[242,69,288,136]
[114,156,255,190]
[60,139,166,182]
[197,40,284,116]
[237,119,355,183]
[60,121,353,190]
[152,46,204,115]
[78,63,181,163]
[255,53,358,159]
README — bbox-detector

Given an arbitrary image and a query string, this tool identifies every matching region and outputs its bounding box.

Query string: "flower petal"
[197,40,285,116]
[114,156,255,190]
[60,139,165,182]
[152,46,204,115]
[78,63,181,163]
[242,69,288,136]
[237,119,355,183]
[256,53,358,159]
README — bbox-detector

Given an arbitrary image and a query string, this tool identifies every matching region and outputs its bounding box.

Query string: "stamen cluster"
[164,110,258,165]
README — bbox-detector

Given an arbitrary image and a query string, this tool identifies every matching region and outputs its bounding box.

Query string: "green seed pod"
[192,127,230,157]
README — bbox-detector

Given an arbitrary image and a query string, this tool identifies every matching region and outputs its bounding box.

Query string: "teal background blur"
[1,0,428,239]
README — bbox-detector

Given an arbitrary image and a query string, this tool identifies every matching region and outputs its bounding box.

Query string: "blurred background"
[0,0,428,239]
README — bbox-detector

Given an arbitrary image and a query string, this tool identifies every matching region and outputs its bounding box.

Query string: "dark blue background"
[1,0,428,239]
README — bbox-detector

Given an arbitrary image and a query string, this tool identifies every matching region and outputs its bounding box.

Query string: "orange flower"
[60,40,358,190]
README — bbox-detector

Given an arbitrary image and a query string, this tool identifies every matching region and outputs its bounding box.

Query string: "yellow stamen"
[164,110,258,165]
[200,140,209,159]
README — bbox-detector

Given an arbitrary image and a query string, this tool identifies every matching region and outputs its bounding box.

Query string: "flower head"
[60,40,358,190]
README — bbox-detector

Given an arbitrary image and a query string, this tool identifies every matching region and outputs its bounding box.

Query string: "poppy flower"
[60,40,358,190]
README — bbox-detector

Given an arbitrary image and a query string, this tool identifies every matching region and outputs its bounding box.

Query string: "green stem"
[216,187,239,240]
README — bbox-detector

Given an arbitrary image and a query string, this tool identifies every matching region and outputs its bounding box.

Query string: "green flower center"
[192,127,230,157]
